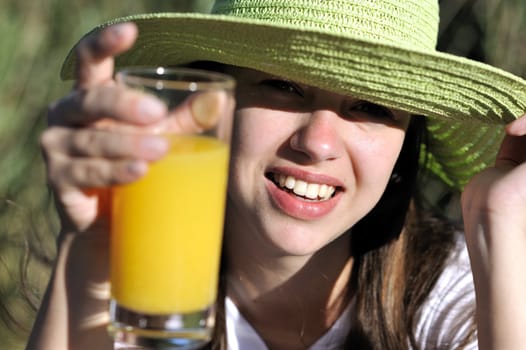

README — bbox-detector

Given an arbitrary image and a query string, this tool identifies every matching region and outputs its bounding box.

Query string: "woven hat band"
[212,0,439,50]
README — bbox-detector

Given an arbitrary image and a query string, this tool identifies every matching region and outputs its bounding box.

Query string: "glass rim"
[116,66,236,91]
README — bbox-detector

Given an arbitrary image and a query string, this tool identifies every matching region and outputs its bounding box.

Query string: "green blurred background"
[0,0,524,348]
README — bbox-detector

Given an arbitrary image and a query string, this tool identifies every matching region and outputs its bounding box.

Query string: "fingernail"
[137,96,167,122]
[140,136,169,158]
[127,161,148,176]
[191,91,227,129]
[110,22,133,38]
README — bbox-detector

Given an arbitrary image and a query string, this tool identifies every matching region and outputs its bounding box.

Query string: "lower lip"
[266,178,341,220]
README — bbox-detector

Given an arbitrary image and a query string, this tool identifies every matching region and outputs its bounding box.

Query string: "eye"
[348,101,394,120]
[260,79,304,97]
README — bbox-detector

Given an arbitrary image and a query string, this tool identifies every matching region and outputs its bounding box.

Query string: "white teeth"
[279,174,287,187]
[305,183,320,199]
[273,173,336,200]
[294,180,308,196]
[285,175,296,190]
[318,184,328,198]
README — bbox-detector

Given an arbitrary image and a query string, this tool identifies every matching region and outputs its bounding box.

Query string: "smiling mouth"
[266,172,339,201]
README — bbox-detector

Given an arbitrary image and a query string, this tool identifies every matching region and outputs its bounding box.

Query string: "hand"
[462,115,526,229]
[42,23,161,233]
[42,23,219,234]
[461,114,526,350]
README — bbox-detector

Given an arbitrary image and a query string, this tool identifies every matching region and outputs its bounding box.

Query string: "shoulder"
[413,232,478,349]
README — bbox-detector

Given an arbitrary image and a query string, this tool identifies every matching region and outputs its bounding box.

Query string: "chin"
[264,228,344,257]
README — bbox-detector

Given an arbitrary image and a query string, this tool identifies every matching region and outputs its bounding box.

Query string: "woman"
[28,0,526,349]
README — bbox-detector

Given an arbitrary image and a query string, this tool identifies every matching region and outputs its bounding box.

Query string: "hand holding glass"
[109,67,235,349]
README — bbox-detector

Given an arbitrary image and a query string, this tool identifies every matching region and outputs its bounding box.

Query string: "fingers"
[47,87,231,132]
[40,127,169,191]
[506,113,526,136]
[496,113,526,168]
[48,85,167,127]
[45,19,234,196]
[48,155,148,190]
[75,22,138,89]
[41,127,169,160]
[43,90,233,194]
[50,22,167,128]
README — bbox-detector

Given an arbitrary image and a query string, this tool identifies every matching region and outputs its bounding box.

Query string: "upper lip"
[266,166,345,189]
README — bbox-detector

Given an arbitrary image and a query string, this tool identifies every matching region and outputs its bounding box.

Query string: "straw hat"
[60,0,526,188]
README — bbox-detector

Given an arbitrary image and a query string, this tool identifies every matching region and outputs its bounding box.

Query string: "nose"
[289,110,345,162]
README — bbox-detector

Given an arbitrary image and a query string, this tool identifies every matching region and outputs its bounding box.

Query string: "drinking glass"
[109,67,235,349]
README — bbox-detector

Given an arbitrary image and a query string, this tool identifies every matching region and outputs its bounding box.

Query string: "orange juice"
[111,135,229,314]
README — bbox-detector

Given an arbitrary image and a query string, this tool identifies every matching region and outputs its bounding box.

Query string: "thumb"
[139,90,235,136]
[166,90,235,134]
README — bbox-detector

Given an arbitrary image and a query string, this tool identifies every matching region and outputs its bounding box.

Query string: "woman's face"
[224,67,411,257]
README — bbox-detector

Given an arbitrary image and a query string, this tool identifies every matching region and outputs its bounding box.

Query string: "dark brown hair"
[346,117,475,349]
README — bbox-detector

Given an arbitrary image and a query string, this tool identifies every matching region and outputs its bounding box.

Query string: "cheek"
[226,110,294,224]
[348,128,406,188]
[229,107,288,160]
[228,108,280,191]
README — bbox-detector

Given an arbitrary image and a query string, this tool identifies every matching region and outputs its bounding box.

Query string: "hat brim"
[61,13,526,187]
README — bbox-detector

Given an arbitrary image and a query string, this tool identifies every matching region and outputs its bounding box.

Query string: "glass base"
[109,300,215,349]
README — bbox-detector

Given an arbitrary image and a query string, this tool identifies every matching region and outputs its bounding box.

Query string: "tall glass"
[109,67,235,349]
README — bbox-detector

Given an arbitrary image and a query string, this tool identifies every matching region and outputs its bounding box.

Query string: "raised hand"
[42,23,169,233]
[462,114,526,350]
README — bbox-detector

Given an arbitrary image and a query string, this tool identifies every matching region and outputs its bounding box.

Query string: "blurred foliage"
[0,0,524,349]
[438,0,526,77]
[484,0,526,76]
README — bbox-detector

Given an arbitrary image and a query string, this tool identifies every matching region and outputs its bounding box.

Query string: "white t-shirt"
[412,234,477,349]
[226,234,477,350]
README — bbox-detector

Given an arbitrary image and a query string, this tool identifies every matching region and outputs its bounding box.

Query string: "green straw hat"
[61,0,526,188]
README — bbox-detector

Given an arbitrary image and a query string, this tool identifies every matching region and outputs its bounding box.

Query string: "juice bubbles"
[111,135,229,314]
